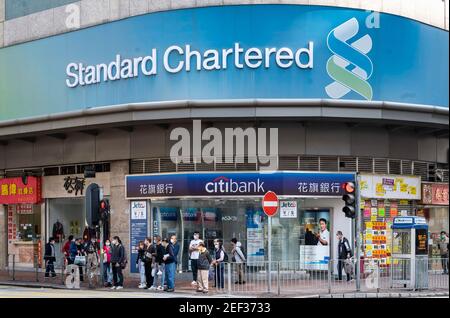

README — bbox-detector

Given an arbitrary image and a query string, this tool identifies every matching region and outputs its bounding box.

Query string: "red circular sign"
[262,191,279,217]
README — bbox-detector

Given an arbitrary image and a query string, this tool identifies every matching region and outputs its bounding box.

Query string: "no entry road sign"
[262,191,279,217]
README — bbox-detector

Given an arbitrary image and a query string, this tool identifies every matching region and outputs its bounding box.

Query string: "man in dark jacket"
[164,236,177,292]
[337,231,353,281]
[110,236,126,289]
[196,242,213,294]
[44,237,57,278]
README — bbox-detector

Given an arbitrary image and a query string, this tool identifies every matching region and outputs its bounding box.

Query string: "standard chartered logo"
[325,17,373,101]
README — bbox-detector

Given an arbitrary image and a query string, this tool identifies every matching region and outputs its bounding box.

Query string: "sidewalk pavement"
[298,291,449,298]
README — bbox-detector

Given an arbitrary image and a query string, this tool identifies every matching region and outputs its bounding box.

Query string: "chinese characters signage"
[359,174,421,200]
[130,201,148,274]
[63,176,86,196]
[280,201,297,218]
[421,183,449,205]
[126,172,354,198]
[0,177,42,204]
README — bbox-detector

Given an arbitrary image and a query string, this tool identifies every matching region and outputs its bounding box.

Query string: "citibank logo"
[325,17,373,101]
[205,176,265,194]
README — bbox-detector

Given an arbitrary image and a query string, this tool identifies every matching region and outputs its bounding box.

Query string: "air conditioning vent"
[401,160,412,175]
[388,160,401,175]
[413,161,428,181]
[279,156,299,171]
[299,156,319,171]
[374,158,388,174]
[320,156,338,172]
[339,157,357,172]
[357,157,373,173]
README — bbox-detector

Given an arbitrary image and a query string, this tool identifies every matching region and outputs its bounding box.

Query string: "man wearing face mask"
[189,231,203,286]
[163,236,177,292]
[110,236,126,290]
[438,231,449,274]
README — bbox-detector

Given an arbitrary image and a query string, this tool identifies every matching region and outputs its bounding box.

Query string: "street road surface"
[0,285,250,298]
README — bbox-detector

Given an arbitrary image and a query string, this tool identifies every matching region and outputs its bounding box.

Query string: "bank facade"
[0,1,448,277]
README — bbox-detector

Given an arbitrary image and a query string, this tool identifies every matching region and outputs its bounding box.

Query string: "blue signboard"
[126,171,354,198]
[130,201,148,273]
[0,5,448,123]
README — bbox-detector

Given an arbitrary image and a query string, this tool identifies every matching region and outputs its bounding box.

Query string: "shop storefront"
[0,177,43,268]
[41,173,111,267]
[359,174,421,271]
[126,171,355,273]
[418,182,449,258]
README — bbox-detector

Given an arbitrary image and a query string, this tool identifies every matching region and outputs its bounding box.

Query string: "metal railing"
[2,256,448,295]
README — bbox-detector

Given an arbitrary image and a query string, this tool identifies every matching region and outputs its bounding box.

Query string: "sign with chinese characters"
[280,201,298,218]
[125,172,354,198]
[7,205,16,241]
[16,204,33,215]
[130,201,148,274]
[359,174,420,200]
[421,182,449,205]
[0,177,42,204]
[63,176,86,196]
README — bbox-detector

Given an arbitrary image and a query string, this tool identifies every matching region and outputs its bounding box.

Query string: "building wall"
[0,0,448,48]
[0,123,448,170]
[0,205,6,269]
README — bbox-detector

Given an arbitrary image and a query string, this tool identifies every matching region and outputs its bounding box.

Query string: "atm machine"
[391,216,429,290]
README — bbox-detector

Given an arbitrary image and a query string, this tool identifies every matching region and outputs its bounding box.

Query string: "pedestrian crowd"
[51,231,247,294]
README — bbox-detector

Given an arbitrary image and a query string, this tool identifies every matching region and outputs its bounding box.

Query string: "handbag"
[120,259,128,269]
[74,255,86,266]
[344,258,354,275]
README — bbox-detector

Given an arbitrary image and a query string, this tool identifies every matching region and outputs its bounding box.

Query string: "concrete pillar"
[0,0,5,47]
[0,204,6,269]
[109,160,131,276]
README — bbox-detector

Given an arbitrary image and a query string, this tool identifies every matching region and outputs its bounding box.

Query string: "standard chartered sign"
[65,42,314,88]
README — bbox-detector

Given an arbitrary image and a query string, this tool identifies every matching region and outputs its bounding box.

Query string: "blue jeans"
[153,263,165,287]
[103,262,112,284]
[138,260,146,285]
[165,262,176,290]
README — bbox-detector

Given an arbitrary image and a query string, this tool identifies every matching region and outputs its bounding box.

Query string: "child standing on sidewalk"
[196,242,213,294]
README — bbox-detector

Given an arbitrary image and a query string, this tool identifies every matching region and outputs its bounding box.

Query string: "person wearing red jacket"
[62,235,74,265]
[102,239,113,287]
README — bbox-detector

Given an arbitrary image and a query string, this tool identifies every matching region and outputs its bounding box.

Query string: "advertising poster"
[299,245,330,270]
[130,201,148,273]
[390,201,398,217]
[364,201,371,218]
[360,174,421,200]
[246,208,265,265]
[378,201,385,217]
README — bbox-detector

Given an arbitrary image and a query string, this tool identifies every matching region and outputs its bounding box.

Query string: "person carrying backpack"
[213,239,227,289]
[231,238,246,284]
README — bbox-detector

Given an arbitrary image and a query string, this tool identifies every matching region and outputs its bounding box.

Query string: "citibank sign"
[65,42,314,88]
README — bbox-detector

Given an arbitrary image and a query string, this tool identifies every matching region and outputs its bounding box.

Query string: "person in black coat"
[110,236,126,289]
[336,231,353,281]
[44,237,57,278]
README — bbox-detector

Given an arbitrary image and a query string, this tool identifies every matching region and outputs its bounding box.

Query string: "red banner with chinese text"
[422,182,449,206]
[0,177,42,204]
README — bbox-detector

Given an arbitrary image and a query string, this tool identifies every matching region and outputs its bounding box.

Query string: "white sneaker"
[138,284,146,289]
[191,281,198,286]
[110,286,116,290]
[157,286,164,291]
[157,270,162,276]
[116,286,123,290]
[148,286,157,291]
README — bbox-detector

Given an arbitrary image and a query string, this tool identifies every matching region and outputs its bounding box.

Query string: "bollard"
[35,255,39,282]
[328,260,332,294]
[12,254,16,281]
[277,262,280,296]
[227,262,232,294]
[61,258,65,285]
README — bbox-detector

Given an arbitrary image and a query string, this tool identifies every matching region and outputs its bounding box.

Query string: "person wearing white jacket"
[231,238,246,284]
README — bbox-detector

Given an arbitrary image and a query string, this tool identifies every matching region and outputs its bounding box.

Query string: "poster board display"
[299,245,330,270]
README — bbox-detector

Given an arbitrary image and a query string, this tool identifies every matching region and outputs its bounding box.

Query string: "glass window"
[15,204,41,241]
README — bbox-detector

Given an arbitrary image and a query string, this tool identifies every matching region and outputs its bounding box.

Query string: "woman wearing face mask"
[103,239,113,287]
[213,239,226,289]
[110,236,126,290]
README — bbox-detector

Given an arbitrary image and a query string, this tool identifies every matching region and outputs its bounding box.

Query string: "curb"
[0,281,67,290]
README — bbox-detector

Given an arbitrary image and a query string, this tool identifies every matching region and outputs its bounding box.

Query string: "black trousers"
[145,262,154,288]
[338,259,351,281]
[191,259,199,282]
[45,259,55,276]
[214,263,224,289]
[112,263,123,287]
